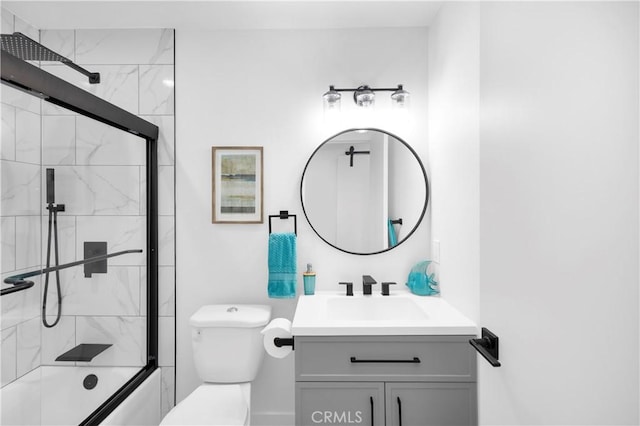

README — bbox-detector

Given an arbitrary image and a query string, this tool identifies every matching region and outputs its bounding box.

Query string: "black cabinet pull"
[397,396,403,426]
[350,356,420,364]
[370,396,374,426]
[369,396,374,426]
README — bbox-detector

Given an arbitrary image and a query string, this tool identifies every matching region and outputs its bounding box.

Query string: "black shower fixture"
[1,32,100,84]
[344,145,370,167]
[43,168,65,328]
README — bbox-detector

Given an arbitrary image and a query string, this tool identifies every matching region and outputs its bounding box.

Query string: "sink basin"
[326,297,428,322]
[292,290,477,336]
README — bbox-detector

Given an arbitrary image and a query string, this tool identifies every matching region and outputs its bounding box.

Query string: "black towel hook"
[268,210,297,235]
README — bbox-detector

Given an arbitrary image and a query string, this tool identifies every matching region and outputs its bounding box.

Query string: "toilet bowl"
[160,304,271,426]
[160,383,250,425]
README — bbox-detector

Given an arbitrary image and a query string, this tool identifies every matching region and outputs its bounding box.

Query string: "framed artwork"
[212,146,263,223]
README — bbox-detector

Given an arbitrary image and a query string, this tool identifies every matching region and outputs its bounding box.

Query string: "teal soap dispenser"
[303,263,316,295]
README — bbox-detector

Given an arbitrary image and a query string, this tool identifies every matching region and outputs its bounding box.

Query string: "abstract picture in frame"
[212,146,263,223]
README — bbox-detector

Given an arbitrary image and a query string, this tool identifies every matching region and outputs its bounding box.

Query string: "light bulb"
[354,86,375,108]
[391,85,410,109]
[323,86,341,113]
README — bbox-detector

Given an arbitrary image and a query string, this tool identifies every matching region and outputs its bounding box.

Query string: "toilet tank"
[189,304,272,383]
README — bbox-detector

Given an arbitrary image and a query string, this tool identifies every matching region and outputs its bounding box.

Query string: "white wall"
[431,1,639,424]
[427,2,480,323]
[176,27,429,423]
[478,2,638,423]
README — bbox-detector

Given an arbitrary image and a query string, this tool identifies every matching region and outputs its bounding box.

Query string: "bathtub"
[1,366,141,425]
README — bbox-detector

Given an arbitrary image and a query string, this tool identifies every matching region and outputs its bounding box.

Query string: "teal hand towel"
[388,219,398,247]
[268,233,297,298]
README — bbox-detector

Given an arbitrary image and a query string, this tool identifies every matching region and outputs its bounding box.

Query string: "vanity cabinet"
[295,335,477,426]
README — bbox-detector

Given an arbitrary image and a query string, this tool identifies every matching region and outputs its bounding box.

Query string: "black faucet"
[362,275,377,295]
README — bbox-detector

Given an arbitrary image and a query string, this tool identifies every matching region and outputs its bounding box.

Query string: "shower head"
[1,32,68,62]
[46,168,55,205]
[1,32,100,84]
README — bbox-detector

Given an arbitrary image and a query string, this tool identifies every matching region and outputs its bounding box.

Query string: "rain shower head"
[1,32,68,62]
[1,32,100,84]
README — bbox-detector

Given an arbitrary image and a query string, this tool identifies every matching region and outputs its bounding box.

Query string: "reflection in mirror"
[301,129,429,255]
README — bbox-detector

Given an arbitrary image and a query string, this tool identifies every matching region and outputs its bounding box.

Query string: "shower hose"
[42,203,64,328]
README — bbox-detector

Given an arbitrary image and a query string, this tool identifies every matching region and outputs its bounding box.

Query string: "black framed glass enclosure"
[1,49,158,425]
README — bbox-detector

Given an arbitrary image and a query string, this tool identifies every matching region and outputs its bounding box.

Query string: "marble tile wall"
[1,12,176,418]
[1,10,43,388]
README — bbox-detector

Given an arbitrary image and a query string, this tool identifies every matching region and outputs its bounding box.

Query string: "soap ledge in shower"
[55,343,112,362]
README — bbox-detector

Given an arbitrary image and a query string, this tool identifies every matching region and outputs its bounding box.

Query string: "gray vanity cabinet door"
[385,383,478,426]
[296,382,385,426]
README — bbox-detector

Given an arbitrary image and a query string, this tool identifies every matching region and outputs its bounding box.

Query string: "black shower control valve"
[381,282,396,296]
[84,242,107,278]
[339,282,353,296]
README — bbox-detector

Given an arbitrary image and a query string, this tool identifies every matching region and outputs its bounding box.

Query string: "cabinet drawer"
[295,335,476,382]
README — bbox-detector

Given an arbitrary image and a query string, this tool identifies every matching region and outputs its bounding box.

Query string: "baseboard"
[251,411,295,426]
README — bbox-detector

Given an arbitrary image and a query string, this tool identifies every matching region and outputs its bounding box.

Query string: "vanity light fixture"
[322,84,409,112]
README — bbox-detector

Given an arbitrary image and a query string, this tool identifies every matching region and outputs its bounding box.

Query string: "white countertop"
[291,289,477,336]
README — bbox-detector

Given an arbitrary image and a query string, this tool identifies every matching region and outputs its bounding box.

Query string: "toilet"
[161,304,272,425]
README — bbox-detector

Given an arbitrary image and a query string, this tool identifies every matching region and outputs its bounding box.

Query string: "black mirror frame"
[300,127,429,255]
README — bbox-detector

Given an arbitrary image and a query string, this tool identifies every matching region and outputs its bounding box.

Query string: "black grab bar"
[1,249,142,296]
[0,279,34,296]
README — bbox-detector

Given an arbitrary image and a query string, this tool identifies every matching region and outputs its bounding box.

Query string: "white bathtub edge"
[101,368,161,426]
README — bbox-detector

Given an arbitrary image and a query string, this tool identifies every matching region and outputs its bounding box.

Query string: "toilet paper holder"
[274,337,294,350]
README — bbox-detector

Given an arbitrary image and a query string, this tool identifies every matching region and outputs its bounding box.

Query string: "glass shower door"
[39,115,149,424]
[2,45,158,425]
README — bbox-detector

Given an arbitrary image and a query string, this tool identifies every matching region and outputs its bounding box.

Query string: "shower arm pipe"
[1,249,143,296]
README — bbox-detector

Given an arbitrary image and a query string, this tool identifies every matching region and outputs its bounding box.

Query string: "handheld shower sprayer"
[43,168,65,328]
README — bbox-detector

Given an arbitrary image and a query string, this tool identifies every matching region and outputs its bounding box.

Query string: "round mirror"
[301,128,429,255]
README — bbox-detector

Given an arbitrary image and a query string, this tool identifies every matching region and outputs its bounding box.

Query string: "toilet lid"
[160,384,248,425]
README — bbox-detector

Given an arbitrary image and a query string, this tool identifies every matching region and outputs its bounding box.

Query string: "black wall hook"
[469,327,501,367]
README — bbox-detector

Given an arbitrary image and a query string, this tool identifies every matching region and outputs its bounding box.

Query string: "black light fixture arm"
[328,84,405,93]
